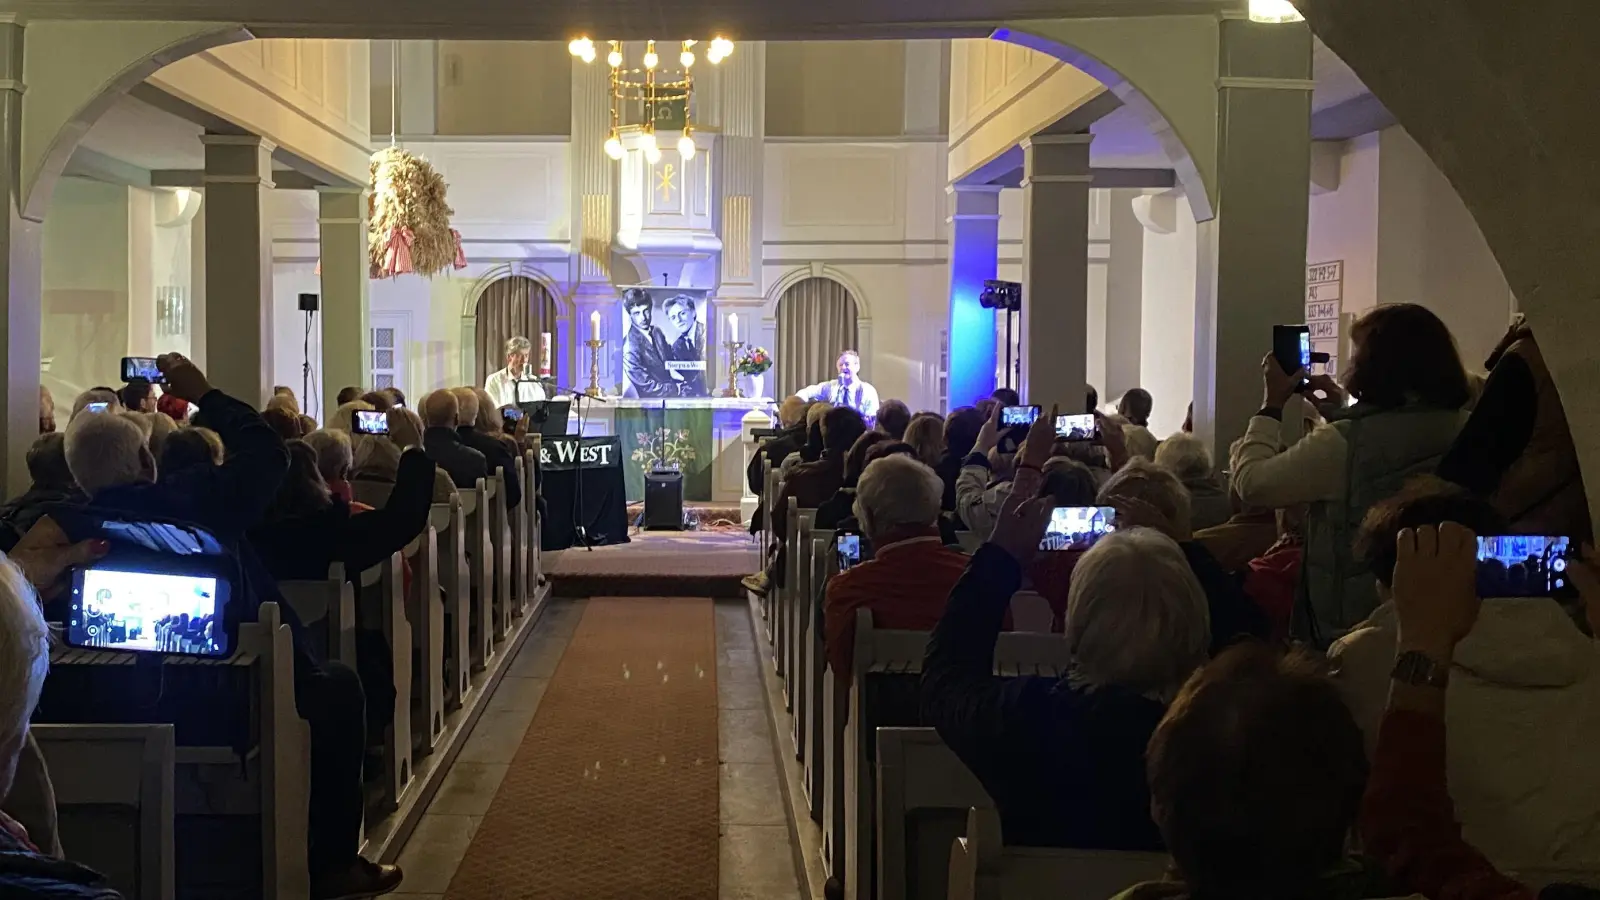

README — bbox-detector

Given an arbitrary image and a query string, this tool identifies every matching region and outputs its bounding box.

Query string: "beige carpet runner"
[444,597,720,899]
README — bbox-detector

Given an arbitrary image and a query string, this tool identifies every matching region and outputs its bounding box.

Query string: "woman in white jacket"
[1331,482,1600,874]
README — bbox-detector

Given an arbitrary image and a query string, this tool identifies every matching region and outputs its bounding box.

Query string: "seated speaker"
[644,468,684,531]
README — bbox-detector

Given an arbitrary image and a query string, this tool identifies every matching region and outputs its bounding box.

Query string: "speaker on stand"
[643,468,685,531]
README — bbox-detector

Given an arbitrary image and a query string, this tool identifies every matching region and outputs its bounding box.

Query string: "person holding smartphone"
[1329,481,1600,874]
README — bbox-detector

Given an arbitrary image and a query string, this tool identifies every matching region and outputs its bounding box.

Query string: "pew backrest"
[876,727,993,900]
[948,807,1168,900]
[1008,591,1054,634]
[275,562,357,665]
[33,723,175,900]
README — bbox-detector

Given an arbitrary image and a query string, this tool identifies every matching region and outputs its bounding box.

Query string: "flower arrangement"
[368,146,467,278]
[734,346,773,376]
[631,428,699,470]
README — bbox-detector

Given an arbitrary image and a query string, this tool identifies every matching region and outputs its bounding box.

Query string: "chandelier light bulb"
[681,50,696,68]
[604,134,625,160]
[678,133,696,160]
[568,37,594,59]
[643,40,659,70]
[641,130,658,152]
[708,37,734,63]
[1247,0,1304,22]
[607,48,623,68]
[645,144,663,165]
[581,46,596,63]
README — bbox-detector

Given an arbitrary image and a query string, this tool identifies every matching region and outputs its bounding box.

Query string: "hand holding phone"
[1041,506,1117,551]
[353,410,389,435]
[1000,405,1041,428]
[836,534,863,571]
[1054,413,1099,442]
[121,356,165,385]
[155,353,212,404]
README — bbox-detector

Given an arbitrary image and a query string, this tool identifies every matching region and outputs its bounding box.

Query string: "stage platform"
[544,522,759,600]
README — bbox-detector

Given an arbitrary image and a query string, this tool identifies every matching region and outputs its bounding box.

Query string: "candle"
[727,312,738,343]
[590,310,601,342]
[538,332,552,375]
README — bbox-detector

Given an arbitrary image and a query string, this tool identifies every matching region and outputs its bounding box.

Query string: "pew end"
[948,807,1169,900]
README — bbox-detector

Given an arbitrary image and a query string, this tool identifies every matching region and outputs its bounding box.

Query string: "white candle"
[590,310,601,342]
[727,312,738,343]
[538,332,552,375]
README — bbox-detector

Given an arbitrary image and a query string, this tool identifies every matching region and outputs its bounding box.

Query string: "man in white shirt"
[796,350,880,421]
[484,335,546,409]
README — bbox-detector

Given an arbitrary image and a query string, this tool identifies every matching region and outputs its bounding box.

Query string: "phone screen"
[1041,506,1117,551]
[86,402,110,414]
[1273,325,1312,379]
[1476,535,1574,598]
[1055,414,1099,442]
[503,407,524,421]
[1001,405,1041,427]
[353,410,389,435]
[837,534,862,571]
[69,567,230,658]
[121,356,165,384]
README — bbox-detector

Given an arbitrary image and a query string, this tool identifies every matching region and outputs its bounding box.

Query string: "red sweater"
[823,533,971,679]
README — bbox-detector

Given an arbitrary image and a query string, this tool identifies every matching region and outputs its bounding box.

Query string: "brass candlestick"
[584,339,605,397]
[720,340,745,398]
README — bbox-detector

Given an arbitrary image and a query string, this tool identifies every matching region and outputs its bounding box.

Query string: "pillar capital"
[947,182,1003,223]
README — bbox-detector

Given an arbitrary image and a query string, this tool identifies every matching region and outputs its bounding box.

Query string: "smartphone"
[1476,535,1575,599]
[1272,325,1312,377]
[121,356,165,384]
[837,534,863,571]
[86,401,111,414]
[1055,413,1100,442]
[352,410,389,435]
[1001,405,1041,428]
[1041,506,1117,552]
[68,565,232,658]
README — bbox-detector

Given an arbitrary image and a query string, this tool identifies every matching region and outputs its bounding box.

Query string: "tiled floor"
[389,597,802,900]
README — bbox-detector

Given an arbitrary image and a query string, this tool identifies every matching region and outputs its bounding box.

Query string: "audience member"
[954,404,1035,538]
[1438,317,1591,539]
[117,380,157,414]
[990,387,1021,407]
[875,399,911,441]
[923,417,1201,850]
[69,388,119,421]
[297,414,317,436]
[302,429,362,507]
[144,412,177,464]
[1330,481,1600,871]
[383,387,407,409]
[936,406,986,513]
[361,391,393,412]
[419,390,487,490]
[903,413,945,469]
[1099,459,1268,652]
[745,395,808,536]
[59,353,400,897]
[814,431,889,530]
[1193,446,1281,573]
[1155,432,1231,531]
[327,400,373,435]
[1087,385,1099,415]
[774,407,867,544]
[823,454,971,680]
[451,388,521,510]
[1137,644,1375,900]
[0,551,122,896]
[781,402,832,476]
[155,391,190,424]
[158,426,223,476]
[264,391,299,418]
[353,407,458,505]
[1029,456,1104,629]
[38,386,55,435]
[1230,303,1470,647]
[0,434,80,554]
[336,386,363,407]
[261,406,305,442]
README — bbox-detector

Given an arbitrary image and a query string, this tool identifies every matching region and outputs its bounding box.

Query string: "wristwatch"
[1391,650,1450,688]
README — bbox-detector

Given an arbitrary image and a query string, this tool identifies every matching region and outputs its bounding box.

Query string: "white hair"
[69,388,121,421]
[1064,527,1210,698]
[1099,458,1192,534]
[65,408,152,497]
[328,400,374,435]
[1154,432,1214,484]
[0,555,49,800]
[302,428,354,483]
[505,336,532,355]
[853,454,942,537]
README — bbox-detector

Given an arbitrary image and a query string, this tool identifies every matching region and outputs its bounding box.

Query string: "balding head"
[420,390,460,429]
[450,388,480,426]
[65,407,155,497]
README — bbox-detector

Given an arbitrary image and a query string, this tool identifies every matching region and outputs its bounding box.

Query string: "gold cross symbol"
[657,163,676,201]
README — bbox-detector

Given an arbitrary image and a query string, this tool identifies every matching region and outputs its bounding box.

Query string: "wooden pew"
[947,808,1168,900]
[356,552,413,811]
[800,528,833,821]
[460,479,495,671]
[404,516,444,752]
[760,461,779,638]
[33,723,176,900]
[842,613,1075,900]
[519,452,541,608]
[487,471,513,643]
[434,495,473,710]
[774,496,797,682]
[875,727,993,900]
[275,563,357,666]
[783,505,815,717]
[507,458,529,622]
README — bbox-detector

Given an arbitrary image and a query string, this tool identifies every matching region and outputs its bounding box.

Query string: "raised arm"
[332,448,437,574]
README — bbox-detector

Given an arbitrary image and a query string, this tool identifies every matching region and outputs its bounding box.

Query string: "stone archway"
[460,268,567,388]
[771,275,862,397]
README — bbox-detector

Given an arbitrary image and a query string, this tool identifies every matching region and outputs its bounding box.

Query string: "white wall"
[41,178,131,398]
[1138,193,1197,438]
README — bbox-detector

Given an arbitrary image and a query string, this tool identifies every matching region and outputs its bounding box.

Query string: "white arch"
[765,265,876,392]
[458,263,571,386]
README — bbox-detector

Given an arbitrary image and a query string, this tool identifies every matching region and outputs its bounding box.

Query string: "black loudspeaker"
[298,292,320,312]
[644,469,685,530]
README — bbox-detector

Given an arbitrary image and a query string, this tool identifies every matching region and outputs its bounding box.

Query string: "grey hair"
[70,388,121,421]
[1154,432,1214,484]
[1099,458,1192,534]
[1064,527,1210,699]
[853,454,942,536]
[505,336,533,355]
[65,407,152,497]
[0,554,50,800]
[328,400,375,434]
[302,428,355,483]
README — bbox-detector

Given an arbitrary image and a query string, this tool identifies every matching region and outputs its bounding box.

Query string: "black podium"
[538,435,630,550]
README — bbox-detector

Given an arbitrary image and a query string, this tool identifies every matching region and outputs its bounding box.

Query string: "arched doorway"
[473,275,559,386]
[774,276,860,396]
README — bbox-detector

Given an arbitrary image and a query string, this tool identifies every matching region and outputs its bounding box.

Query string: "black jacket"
[934,451,962,514]
[746,421,807,495]
[0,827,121,899]
[249,447,437,582]
[1179,540,1271,654]
[458,427,521,510]
[921,544,1166,851]
[423,426,488,491]
[0,485,83,553]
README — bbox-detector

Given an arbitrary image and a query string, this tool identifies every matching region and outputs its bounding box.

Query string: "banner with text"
[538,436,623,471]
[1306,261,1344,375]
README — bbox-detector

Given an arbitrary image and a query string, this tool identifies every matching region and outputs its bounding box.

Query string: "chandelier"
[569,36,734,163]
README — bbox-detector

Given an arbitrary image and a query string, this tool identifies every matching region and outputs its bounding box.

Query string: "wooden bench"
[33,723,176,900]
[403,515,444,753]
[800,528,834,822]
[876,727,993,900]
[275,563,357,667]
[784,504,816,719]
[760,461,779,637]
[486,470,514,643]
[460,479,495,672]
[434,495,473,710]
[356,552,413,811]
[947,808,1169,900]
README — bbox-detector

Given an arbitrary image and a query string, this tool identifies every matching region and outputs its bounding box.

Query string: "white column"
[569,56,617,390]
[712,42,767,381]
[1191,17,1313,460]
[1020,133,1093,410]
[126,187,156,357]
[0,20,40,492]
[202,134,275,408]
[1104,188,1146,401]
[318,186,370,420]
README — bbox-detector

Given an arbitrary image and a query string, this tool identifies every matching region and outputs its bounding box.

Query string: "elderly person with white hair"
[921,442,1209,850]
[1154,431,1231,531]
[68,388,120,422]
[821,454,973,679]
[484,335,545,409]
